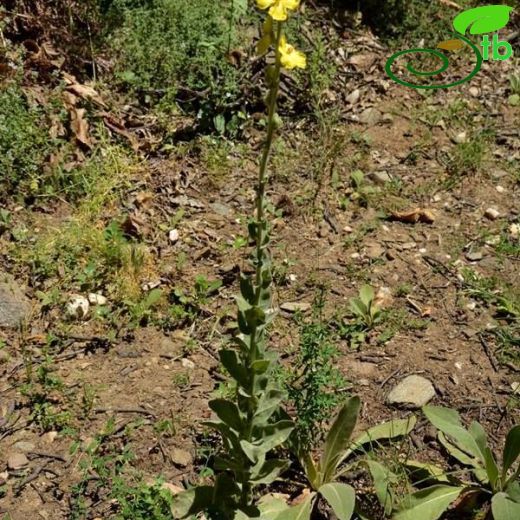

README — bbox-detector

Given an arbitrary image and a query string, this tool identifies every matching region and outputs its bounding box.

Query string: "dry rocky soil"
[0,14,519,520]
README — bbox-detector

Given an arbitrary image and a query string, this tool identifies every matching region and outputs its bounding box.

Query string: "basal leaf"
[275,494,315,520]
[170,486,214,518]
[366,460,396,516]
[503,425,520,477]
[423,406,484,463]
[319,482,356,520]
[452,5,513,35]
[257,494,290,520]
[320,397,361,483]
[491,492,520,520]
[359,284,375,307]
[339,416,416,467]
[394,485,464,520]
[405,460,451,485]
[250,459,290,485]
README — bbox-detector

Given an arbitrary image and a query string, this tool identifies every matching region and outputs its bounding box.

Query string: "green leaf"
[394,485,464,520]
[254,389,285,424]
[349,298,367,318]
[452,5,513,35]
[339,416,417,466]
[506,480,520,502]
[220,349,249,387]
[241,420,294,463]
[491,492,520,520]
[366,460,396,516]
[209,399,242,432]
[319,482,356,520]
[484,447,500,491]
[251,359,270,374]
[257,494,290,520]
[170,486,214,518]
[423,406,484,464]
[359,285,374,307]
[275,494,315,520]
[468,421,488,462]
[503,425,520,477]
[143,288,162,308]
[320,397,361,483]
[301,451,319,490]
[251,459,290,485]
[240,275,255,304]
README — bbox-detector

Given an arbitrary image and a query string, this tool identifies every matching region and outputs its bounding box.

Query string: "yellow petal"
[256,0,274,10]
[283,0,300,10]
[269,2,287,21]
[281,50,306,69]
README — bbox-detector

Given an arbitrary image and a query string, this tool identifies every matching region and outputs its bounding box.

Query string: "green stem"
[254,22,283,294]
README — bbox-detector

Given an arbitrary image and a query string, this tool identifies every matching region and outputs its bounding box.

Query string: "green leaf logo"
[453,5,513,35]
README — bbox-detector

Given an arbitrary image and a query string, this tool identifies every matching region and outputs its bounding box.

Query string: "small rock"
[346,89,360,105]
[13,441,35,453]
[88,293,107,306]
[66,295,89,320]
[465,251,483,262]
[209,202,232,217]
[280,302,311,313]
[7,452,29,471]
[359,107,381,126]
[509,224,519,238]
[469,86,479,98]
[168,229,180,243]
[0,272,31,328]
[511,382,520,393]
[495,185,505,194]
[181,358,195,370]
[382,113,394,124]
[387,375,436,409]
[466,301,477,311]
[364,242,385,259]
[343,225,353,233]
[369,170,392,185]
[42,431,58,444]
[171,448,193,468]
[452,131,467,144]
[374,286,393,308]
[484,208,500,220]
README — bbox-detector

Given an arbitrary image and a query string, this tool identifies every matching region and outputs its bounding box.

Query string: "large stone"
[0,272,31,328]
[387,375,436,409]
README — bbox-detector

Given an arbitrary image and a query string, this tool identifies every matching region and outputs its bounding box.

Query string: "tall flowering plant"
[171,2,306,519]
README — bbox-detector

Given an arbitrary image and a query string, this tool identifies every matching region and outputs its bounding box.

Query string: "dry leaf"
[439,0,462,9]
[70,107,92,148]
[101,113,140,151]
[390,208,435,224]
[437,39,464,51]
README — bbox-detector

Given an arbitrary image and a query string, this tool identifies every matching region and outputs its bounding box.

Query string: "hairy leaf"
[503,425,520,477]
[491,492,520,520]
[209,399,242,432]
[394,485,464,520]
[367,460,397,516]
[319,482,356,520]
[275,494,315,520]
[320,397,361,483]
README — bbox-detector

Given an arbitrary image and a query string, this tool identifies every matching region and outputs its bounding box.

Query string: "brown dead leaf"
[101,113,140,151]
[390,208,435,224]
[290,487,312,506]
[121,214,146,239]
[70,107,92,148]
[437,39,464,51]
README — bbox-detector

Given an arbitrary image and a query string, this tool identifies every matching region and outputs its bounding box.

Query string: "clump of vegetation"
[287,291,347,451]
[106,0,244,132]
[0,84,56,198]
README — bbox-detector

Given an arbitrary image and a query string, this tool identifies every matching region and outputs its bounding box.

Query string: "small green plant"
[394,406,520,520]
[194,275,223,304]
[287,398,416,519]
[338,284,384,348]
[350,169,377,206]
[287,291,347,450]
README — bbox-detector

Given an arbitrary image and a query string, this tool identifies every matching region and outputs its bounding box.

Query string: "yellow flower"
[256,0,300,21]
[278,35,306,69]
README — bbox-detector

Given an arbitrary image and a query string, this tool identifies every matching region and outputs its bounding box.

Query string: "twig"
[478,333,499,372]
[29,451,66,463]
[379,367,401,389]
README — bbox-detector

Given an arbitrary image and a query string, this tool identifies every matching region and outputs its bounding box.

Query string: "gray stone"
[210,202,233,217]
[465,251,483,262]
[7,452,29,470]
[0,272,31,328]
[13,441,36,453]
[171,448,193,468]
[280,302,311,313]
[369,170,392,185]
[359,107,381,126]
[387,375,436,409]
